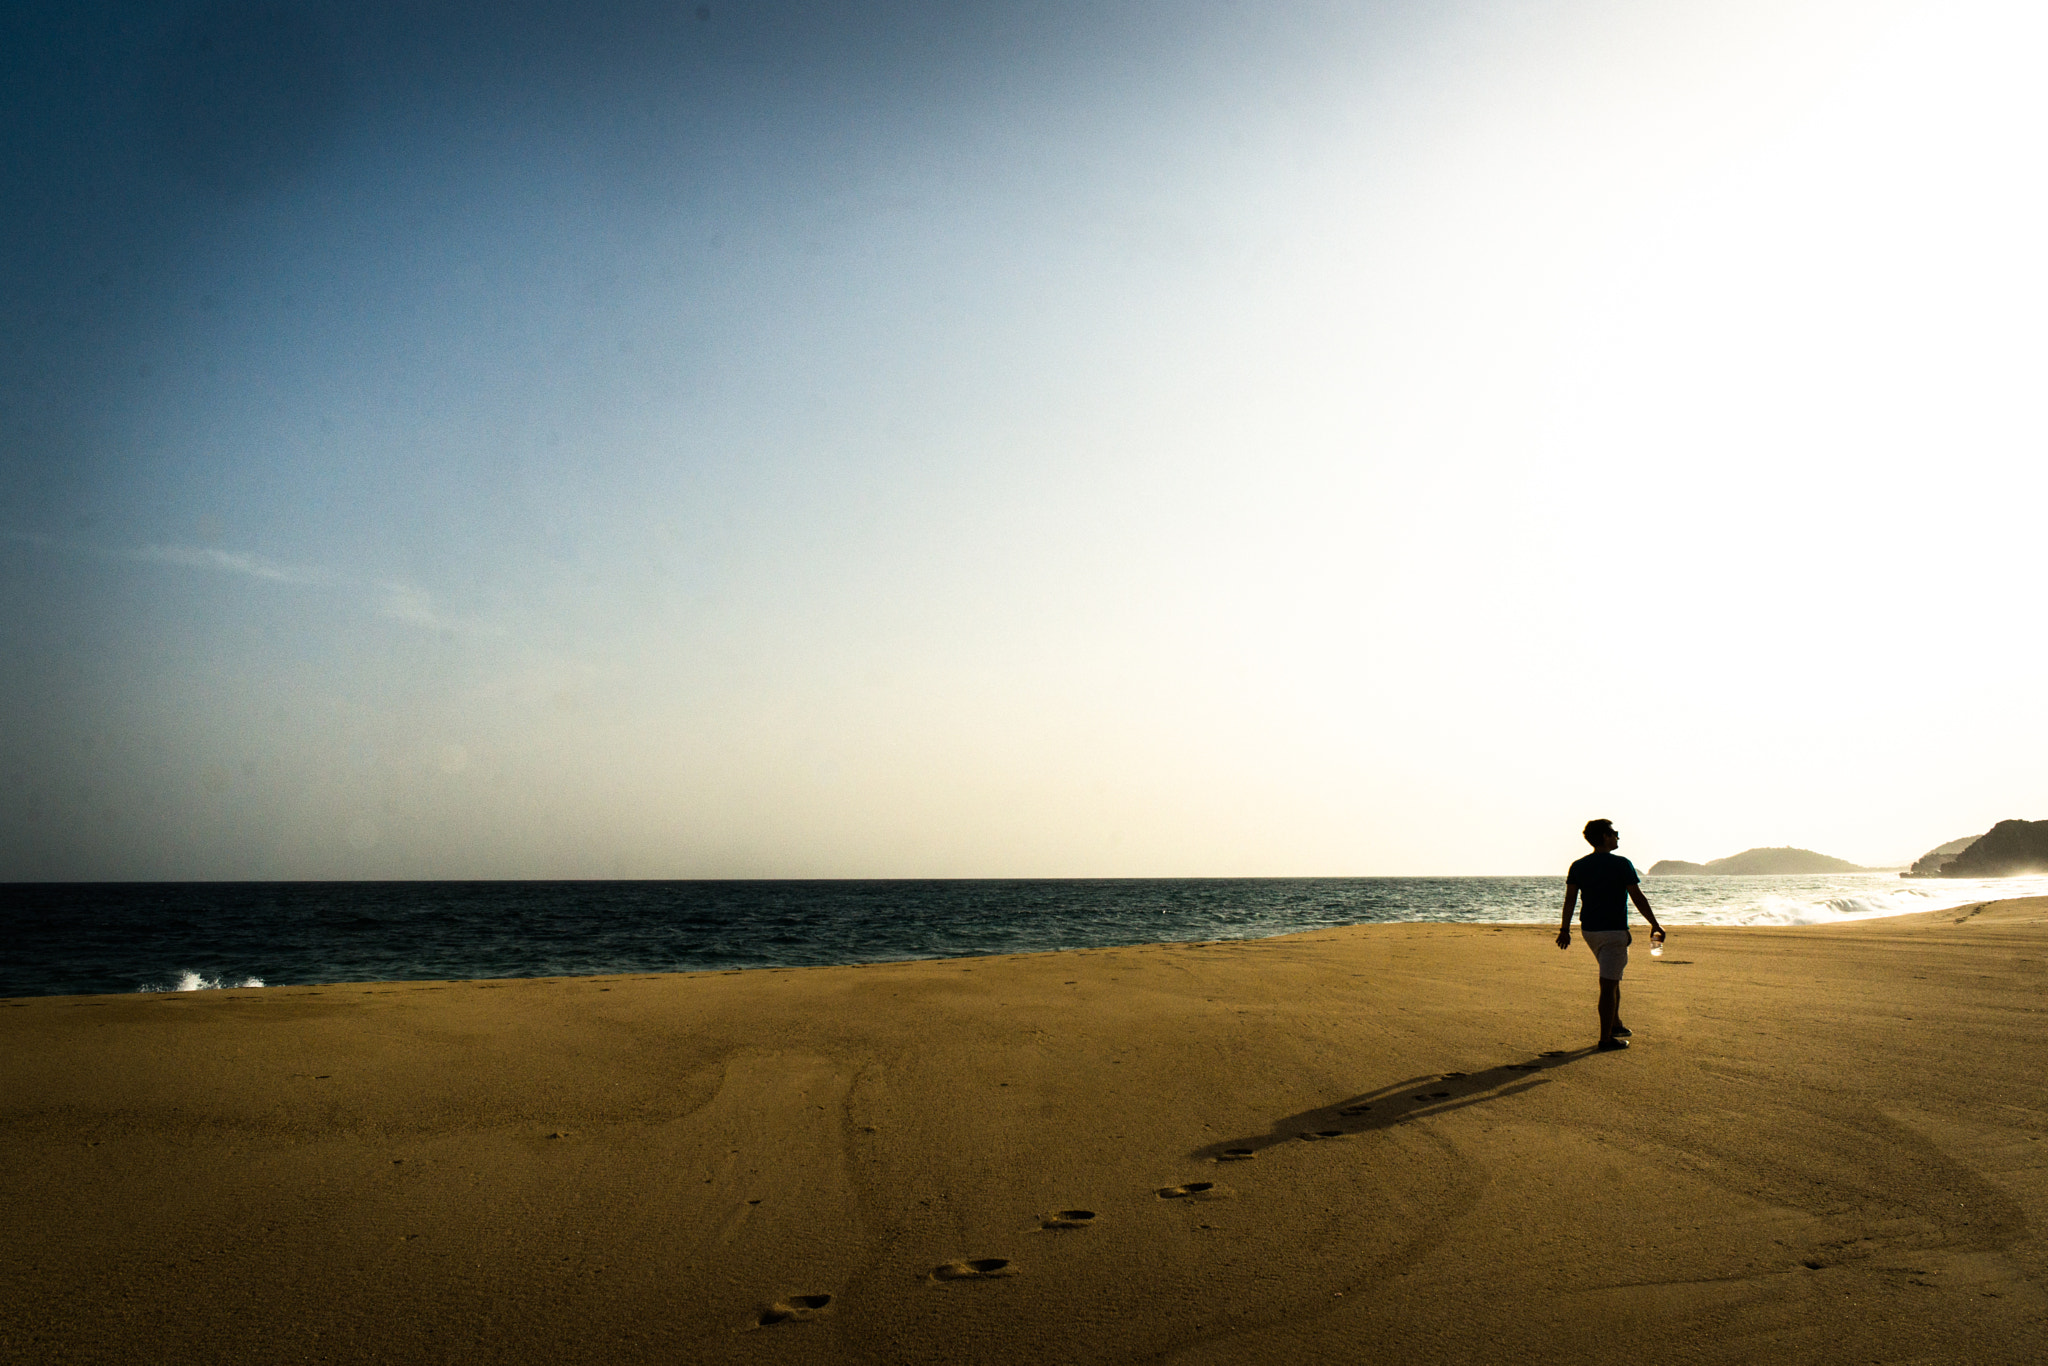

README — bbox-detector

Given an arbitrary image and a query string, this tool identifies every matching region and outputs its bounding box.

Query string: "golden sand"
[6,898,2048,1364]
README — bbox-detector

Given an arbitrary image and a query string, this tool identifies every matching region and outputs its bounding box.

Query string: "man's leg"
[1598,978,1621,1042]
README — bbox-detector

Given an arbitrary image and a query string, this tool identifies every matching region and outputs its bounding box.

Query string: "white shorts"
[1582,929,1631,980]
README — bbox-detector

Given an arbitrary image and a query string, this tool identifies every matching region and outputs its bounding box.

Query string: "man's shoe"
[1611,1026,1632,1038]
[1596,1037,1630,1051]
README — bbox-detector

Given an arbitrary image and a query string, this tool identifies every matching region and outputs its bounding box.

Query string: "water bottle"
[1649,931,1664,957]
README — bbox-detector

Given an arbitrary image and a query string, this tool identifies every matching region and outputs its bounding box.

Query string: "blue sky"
[4,0,2044,878]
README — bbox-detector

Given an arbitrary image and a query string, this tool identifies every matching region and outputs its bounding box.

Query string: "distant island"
[1648,847,1870,876]
[1902,820,2048,878]
[1653,822,2048,879]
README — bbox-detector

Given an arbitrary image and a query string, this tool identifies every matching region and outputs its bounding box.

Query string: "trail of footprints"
[753,1062,1539,1328]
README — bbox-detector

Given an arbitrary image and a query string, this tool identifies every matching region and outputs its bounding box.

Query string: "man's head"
[1583,819,1619,851]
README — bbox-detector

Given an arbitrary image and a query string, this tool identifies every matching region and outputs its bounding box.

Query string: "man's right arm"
[1628,884,1665,942]
[1557,884,1578,949]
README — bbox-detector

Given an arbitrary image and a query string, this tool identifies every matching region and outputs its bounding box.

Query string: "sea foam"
[1687,876,2048,928]
[138,972,266,993]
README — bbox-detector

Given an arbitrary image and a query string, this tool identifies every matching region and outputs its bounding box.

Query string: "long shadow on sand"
[1190,1049,1596,1163]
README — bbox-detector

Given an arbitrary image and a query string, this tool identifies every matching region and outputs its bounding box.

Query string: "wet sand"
[5,897,2047,1364]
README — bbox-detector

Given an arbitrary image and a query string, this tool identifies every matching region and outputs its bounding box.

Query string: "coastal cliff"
[1931,820,2048,877]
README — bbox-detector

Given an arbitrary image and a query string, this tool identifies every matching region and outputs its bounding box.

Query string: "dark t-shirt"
[1568,852,1639,932]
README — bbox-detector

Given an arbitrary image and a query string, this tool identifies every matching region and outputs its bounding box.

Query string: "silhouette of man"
[1557,818,1665,1050]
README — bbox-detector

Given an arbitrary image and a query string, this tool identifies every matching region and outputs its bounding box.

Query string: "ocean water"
[3,873,2043,999]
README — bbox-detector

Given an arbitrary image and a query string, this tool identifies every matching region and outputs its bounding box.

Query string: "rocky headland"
[1907,819,2048,878]
[1903,836,1979,878]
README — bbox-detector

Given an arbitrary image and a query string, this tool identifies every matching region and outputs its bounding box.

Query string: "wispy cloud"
[8,529,502,637]
[129,544,333,585]
[377,580,504,636]
[6,530,330,585]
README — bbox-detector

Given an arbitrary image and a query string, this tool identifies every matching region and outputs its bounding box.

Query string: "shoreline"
[6,898,2047,1363]
[4,872,2023,1002]
[0,902,1982,1003]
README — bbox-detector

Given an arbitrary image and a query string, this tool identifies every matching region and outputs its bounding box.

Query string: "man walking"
[1558,818,1665,1051]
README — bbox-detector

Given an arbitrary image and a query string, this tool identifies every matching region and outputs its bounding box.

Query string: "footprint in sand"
[1040,1210,1096,1231]
[931,1258,1016,1281]
[1441,1072,1467,1079]
[1158,1181,1232,1200]
[1507,1064,1539,1071]
[1540,1050,1568,1057]
[1339,1105,1372,1116]
[1297,1130,1343,1140]
[1217,1147,1257,1161]
[756,1294,833,1326]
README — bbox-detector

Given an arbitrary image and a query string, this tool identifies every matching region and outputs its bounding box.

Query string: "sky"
[3,0,2044,880]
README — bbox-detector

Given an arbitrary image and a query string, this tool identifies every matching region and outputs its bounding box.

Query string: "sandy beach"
[5,898,2048,1364]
